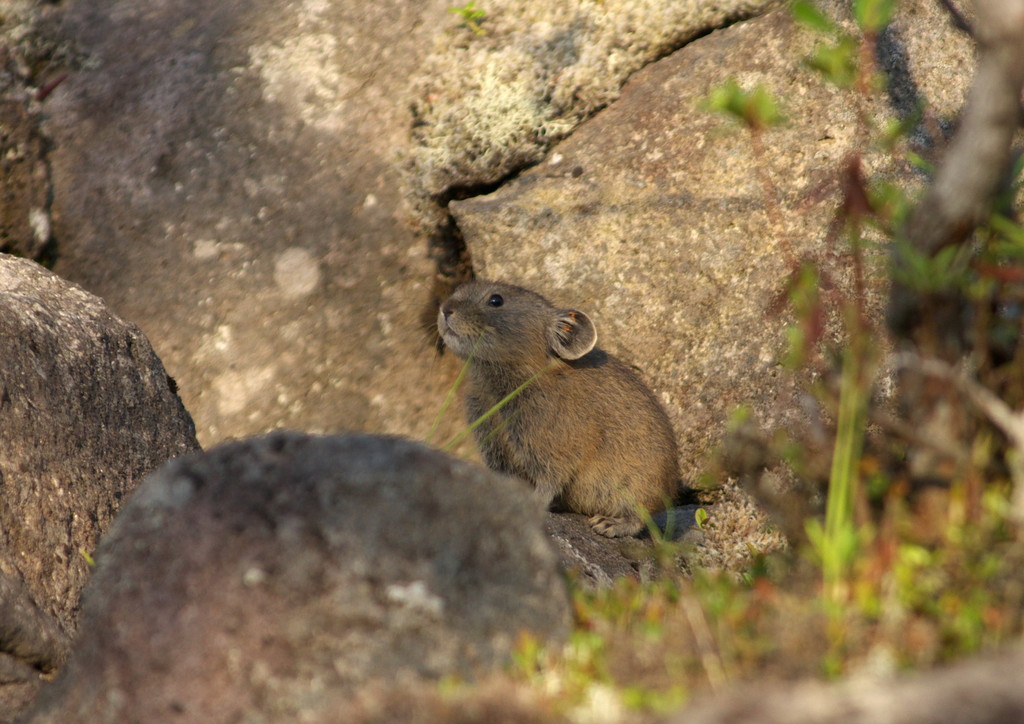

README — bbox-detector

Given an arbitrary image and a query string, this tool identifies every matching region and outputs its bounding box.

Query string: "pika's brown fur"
[438,280,681,537]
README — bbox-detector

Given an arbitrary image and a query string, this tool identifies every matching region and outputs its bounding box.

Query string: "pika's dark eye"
[487,294,504,307]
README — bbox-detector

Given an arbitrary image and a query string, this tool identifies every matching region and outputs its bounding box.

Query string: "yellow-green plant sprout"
[448,1,487,36]
[703,79,785,130]
[853,0,895,33]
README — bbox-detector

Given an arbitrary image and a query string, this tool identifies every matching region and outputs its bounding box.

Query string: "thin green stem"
[823,342,868,594]
[427,352,475,444]
[820,217,875,602]
[427,337,482,445]
[443,362,555,451]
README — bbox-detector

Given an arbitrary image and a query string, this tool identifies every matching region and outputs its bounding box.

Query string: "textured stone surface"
[403,0,774,206]
[450,0,974,479]
[0,254,199,627]
[0,254,199,720]
[544,513,654,586]
[28,432,570,723]
[41,0,467,448]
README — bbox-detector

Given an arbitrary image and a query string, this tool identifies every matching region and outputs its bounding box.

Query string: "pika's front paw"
[588,514,643,538]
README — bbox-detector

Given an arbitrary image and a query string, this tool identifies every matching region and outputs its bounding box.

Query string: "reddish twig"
[35,73,68,102]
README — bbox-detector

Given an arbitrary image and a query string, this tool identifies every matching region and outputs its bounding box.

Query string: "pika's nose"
[437,304,452,334]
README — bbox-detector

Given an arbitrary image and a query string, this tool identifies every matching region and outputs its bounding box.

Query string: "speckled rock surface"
[27,432,570,723]
[402,0,775,208]
[450,0,974,478]
[0,254,198,720]
[40,0,466,447]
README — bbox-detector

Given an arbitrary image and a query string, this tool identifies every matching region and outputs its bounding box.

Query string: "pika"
[438,279,681,537]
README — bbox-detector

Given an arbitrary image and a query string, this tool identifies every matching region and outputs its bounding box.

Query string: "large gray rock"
[39,0,467,448]
[0,254,199,719]
[27,432,570,723]
[449,0,974,478]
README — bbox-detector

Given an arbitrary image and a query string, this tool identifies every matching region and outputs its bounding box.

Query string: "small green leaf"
[80,547,96,567]
[784,325,807,369]
[704,78,745,118]
[990,214,1024,247]
[703,79,784,129]
[906,151,935,174]
[853,0,895,32]
[805,36,858,87]
[448,1,487,35]
[695,507,710,530]
[868,178,912,228]
[748,85,785,127]
[805,518,826,559]
[621,684,687,713]
[727,404,752,429]
[892,239,968,293]
[878,109,923,150]
[792,0,836,34]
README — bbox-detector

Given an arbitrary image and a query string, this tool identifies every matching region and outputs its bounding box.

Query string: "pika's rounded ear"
[548,309,597,360]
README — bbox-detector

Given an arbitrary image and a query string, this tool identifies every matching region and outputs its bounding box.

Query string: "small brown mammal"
[438,279,681,537]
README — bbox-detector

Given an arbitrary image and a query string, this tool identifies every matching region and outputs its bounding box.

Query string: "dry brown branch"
[888,0,1024,338]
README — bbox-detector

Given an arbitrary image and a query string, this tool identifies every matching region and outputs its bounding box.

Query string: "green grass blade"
[443,363,553,451]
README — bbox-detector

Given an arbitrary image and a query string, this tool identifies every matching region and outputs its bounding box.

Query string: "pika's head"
[438,280,597,364]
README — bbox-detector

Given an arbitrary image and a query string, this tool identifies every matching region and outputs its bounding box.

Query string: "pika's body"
[438,280,680,537]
